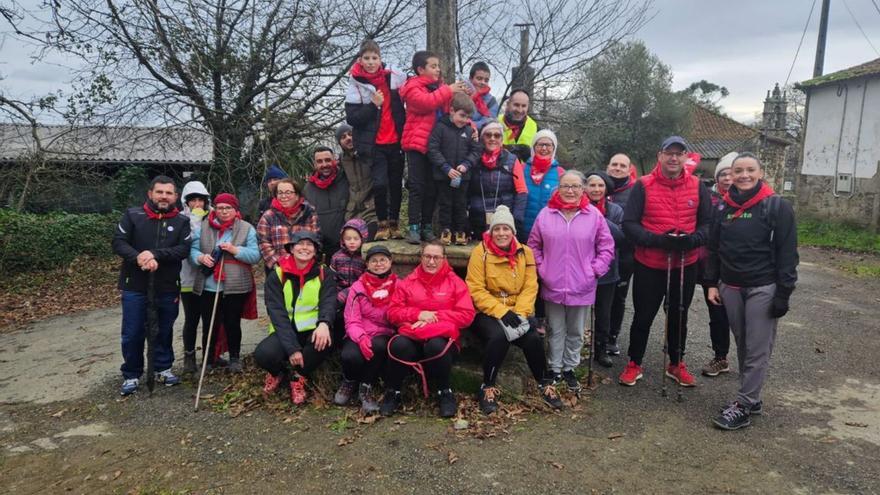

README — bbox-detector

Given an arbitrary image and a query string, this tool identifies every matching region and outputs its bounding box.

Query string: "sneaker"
[374,221,391,241]
[618,361,643,386]
[421,227,436,242]
[719,400,763,416]
[437,389,457,418]
[358,383,380,415]
[155,369,180,386]
[263,372,283,397]
[701,357,730,377]
[562,370,580,392]
[380,390,402,416]
[334,378,357,406]
[120,378,139,396]
[406,224,421,245]
[713,402,752,430]
[389,220,405,240]
[227,357,243,374]
[289,374,308,405]
[666,362,697,387]
[182,351,197,374]
[453,231,468,245]
[440,228,453,246]
[477,385,499,415]
[594,348,613,368]
[606,335,621,355]
[539,382,564,410]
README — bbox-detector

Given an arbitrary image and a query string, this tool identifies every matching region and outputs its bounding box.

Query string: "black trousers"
[593,283,615,349]
[626,261,697,366]
[385,335,458,391]
[473,313,546,386]
[437,180,469,232]
[610,256,634,337]
[340,335,390,384]
[253,330,331,377]
[703,285,731,358]
[373,144,405,222]
[199,291,246,361]
[180,291,203,353]
[406,151,438,226]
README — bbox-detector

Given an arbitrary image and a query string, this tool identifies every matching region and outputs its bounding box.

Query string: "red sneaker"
[618,361,643,386]
[263,373,282,397]
[289,374,308,404]
[666,362,697,387]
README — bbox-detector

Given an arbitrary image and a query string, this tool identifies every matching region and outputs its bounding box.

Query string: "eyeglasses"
[534,142,554,149]
[483,132,502,139]
[367,257,390,264]
[559,184,583,191]
[215,206,235,211]
[421,254,444,262]
[277,190,297,196]
[661,151,685,158]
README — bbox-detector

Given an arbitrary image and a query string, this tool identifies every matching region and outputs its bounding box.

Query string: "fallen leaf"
[608,432,625,440]
[356,415,378,425]
[447,451,459,465]
[393,419,407,425]
[50,409,67,418]
[337,437,355,447]
[551,462,564,470]
[453,419,469,430]
[844,422,868,428]
[815,347,824,354]
[112,470,122,480]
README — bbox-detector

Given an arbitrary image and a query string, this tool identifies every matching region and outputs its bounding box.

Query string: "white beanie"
[480,120,504,138]
[715,152,738,182]
[531,129,558,160]
[487,205,516,235]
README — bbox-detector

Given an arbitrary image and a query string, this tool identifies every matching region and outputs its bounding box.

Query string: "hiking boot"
[374,221,391,241]
[380,390,402,416]
[182,351,197,374]
[289,374,308,405]
[439,228,453,246]
[454,231,468,245]
[334,378,357,406]
[437,389,457,418]
[421,227,436,242]
[719,400,763,416]
[539,381,564,410]
[477,385,499,415]
[666,362,696,387]
[389,220,405,240]
[606,335,621,355]
[206,356,228,371]
[155,369,180,386]
[618,361,643,386]
[358,383,380,415]
[594,347,613,368]
[227,357,243,374]
[701,357,730,377]
[562,370,580,392]
[406,224,421,245]
[263,372,283,397]
[713,402,752,430]
[120,378,139,396]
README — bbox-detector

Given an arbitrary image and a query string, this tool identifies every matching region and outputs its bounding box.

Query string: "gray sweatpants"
[720,283,778,408]
[545,301,589,374]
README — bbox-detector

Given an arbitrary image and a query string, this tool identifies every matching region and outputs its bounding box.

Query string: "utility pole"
[426,0,458,84]
[511,23,535,95]
[813,0,830,77]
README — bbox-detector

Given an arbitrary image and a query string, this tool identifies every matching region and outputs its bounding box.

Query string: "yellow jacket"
[466,241,539,319]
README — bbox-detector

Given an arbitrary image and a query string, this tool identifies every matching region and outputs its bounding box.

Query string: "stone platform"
[361,239,477,277]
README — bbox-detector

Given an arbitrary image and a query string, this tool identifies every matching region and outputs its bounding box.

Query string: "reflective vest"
[267,266,322,334]
[500,115,538,147]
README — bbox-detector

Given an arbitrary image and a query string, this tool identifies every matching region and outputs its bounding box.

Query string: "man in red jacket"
[618,136,712,388]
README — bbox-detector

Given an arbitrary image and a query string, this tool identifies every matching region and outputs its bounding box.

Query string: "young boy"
[330,219,368,345]
[427,92,482,245]
[345,40,407,241]
[466,61,499,130]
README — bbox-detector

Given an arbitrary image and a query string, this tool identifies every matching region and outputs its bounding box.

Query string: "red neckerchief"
[547,190,589,212]
[271,197,304,218]
[414,259,451,288]
[530,155,553,184]
[207,210,240,239]
[143,202,179,219]
[278,256,316,290]
[350,61,391,89]
[472,85,492,117]
[481,146,502,170]
[308,163,339,190]
[504,113,524,141]
[360,271,398,306]
[590,196,607,216]
[482,232,519,269]
[723,181,776,220]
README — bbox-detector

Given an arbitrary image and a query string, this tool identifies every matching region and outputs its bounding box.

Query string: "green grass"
[797,219,880,254]
[840,263,880,278]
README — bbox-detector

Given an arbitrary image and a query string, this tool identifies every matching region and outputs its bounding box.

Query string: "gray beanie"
[488,205,516,235]
[715,152,738,181]
[335,123,353,144]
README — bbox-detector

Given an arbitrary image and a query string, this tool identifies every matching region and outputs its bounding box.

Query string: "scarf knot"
[271,197,304,218]
[278,256,316,290]
[361,271,398,306]
[143,202,179,220]
[472,85,492,117]
[547,190,589,212]
[481,147,502,170]
[308,163,339,190]
[529,155,553,184]
[482,232,519,269]
[723,181,775,220]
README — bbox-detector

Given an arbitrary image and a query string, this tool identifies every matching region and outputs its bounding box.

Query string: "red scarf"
[351,62,397,144]
[481,147,502,170]
[360,271,397,306]
[482,232,519,269]
[547,190,589,212]
[723,181,775,220]
[471,85,492,117]
[271,197,303,218]
[351,61,391,89]
[590,196,607,216]
[415,259,451,288]
[207,210,239,239]
[278,256,316,290]
[530,155,553,184]
[143,202,179,219]
[308,163,339,190]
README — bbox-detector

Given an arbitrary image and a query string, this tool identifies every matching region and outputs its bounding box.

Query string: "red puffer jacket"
[636,164,701,269]
[387,261,475,344]
[399,75,452,154]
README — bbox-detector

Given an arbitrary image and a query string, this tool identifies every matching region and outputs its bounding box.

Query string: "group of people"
[111,41,799,431]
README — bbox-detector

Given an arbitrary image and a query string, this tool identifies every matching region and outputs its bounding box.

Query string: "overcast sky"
[1,0,879,124]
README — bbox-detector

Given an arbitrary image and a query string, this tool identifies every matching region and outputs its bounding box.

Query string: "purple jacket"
[527,203,615,306]
[343,279,397,343]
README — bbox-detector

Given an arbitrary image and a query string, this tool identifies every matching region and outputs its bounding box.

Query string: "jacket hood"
[399,75,439,99]
[181,181,210,213]
[339,218,369,248]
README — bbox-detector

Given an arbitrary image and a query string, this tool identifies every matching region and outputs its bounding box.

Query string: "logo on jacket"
[687,199,694,208]
[168,226,175,231]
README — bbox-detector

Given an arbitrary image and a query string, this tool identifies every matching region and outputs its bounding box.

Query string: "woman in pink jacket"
[527,170,615,392]
[333,245,398,415]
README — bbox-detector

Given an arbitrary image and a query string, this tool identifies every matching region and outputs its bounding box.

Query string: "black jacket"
[427,115,483,182]
[705,184,798,290]
[264,264,338,356]
[303,173,350,251]
[344,70,406,157]
[112,205,192,293]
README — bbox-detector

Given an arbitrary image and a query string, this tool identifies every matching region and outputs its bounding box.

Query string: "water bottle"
[450,176,461,188]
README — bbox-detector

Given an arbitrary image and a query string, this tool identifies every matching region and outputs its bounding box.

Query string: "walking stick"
[145,271,159,394]
[194,257,225,411]
[661,250,673,398]
[587,304,595,388]
[677,248,686,402]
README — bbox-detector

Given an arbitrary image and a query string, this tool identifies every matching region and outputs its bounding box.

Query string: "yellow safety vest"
[267,266,321,334]
[500,115,538,147]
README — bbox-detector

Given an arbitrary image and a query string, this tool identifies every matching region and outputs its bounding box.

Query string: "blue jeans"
[120,290,179,379]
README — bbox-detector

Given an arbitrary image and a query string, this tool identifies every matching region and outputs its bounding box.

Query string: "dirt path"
[2,247,880,494]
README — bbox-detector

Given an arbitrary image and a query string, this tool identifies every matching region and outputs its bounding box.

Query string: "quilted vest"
[635,168,700,270]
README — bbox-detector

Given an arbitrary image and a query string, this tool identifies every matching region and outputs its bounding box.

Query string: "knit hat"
[585,170,613,196]
[335,123,353,145]
[263,164,288,185]
[365,245,392,262]
[715,152,738,182]
[213,192,239,210]
[488,205,516,235]
[531,129,558,160]
[479,120,503,138]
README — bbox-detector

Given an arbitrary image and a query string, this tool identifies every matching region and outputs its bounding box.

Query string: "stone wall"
[795,173,880,231]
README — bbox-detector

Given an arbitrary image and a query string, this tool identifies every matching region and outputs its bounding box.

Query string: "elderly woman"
[190,193,261,373]
[705,152,798,430]
[467,121,527,238]
[333,245,399,415]
[527,170,615,392]
[256,178,320,272]
[522,129,564,241]
[383,241,475,418]
[256,231,338,405]
[466,205,563,414]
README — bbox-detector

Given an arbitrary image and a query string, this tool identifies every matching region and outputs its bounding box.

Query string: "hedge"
[0,209,118,274]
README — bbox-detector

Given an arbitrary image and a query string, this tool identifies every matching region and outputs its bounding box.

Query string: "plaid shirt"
[330,249,365,305]
[256,202,320,269]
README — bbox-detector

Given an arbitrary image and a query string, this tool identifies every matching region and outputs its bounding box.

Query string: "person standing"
[179,180,210,374]
[521,129,564,241]
[303,146,350,259]
[112,176,191,396]
[499,89,539,163]
[335,123,378,239]
[606,153,637,355]
[467,121,527,238]
[466,61,500,130]
[256,178,320,273]
[258,164,289,220]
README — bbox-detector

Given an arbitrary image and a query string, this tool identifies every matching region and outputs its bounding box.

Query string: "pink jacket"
[527,203,615,306]
[343,279,397,343]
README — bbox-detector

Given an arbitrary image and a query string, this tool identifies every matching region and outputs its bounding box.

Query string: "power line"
[842,0,880,56]
[785,0,818,87]
[871,0,880,17]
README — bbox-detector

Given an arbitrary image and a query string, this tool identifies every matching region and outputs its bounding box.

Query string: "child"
[466,61,499,130]
[399,50,468,244]
[330,219,368,344]
[427,92,482,245]
[344,40,407,241]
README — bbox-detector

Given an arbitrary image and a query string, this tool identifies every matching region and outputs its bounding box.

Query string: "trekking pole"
[194,257,225,412]
[661,250,673,398]
[587,304,595,388]
[676,248,686,403]
[145,271,159,394]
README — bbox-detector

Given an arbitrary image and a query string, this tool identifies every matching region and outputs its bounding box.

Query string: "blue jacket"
[522,159,561,240]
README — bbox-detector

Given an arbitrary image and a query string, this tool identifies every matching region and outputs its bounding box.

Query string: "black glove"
[663,232,689,252]
[501,311,521,328]
[770,286,793,318]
